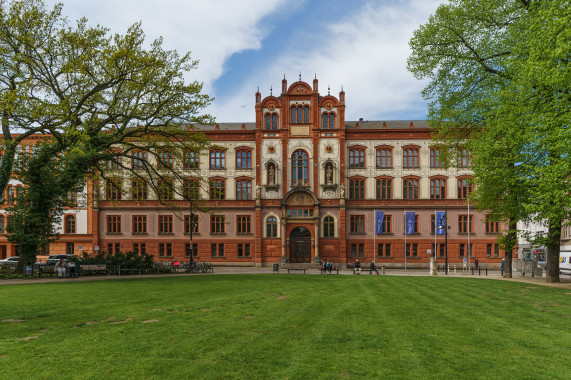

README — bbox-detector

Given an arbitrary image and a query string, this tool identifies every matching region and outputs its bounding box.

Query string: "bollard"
[485,267,488,276]
[447,264,450,274]
[478,267,481,276]
[454,265,457,275]
[381,265,385,275]
[471,267,474,275]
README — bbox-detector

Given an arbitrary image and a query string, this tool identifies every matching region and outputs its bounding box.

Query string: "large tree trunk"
[545,219,561,283]
[503,217,517,278]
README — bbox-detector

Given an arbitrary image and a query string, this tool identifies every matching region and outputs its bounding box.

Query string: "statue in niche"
[325,163,333,184]
[340,184,345,198]
[268,165,275,185]
[256,185,261,198]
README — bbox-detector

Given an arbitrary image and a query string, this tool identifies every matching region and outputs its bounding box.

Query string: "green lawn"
[1,275,570,379]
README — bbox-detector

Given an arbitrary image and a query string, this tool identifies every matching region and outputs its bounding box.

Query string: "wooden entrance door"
[290,226,311,263]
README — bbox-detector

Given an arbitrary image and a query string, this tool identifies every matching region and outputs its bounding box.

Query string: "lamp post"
[189,211,195,264]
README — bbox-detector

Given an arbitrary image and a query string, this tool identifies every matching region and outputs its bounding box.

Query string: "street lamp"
[188,211,197,264]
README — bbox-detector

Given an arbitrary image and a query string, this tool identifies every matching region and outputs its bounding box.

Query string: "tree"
[407,0,570,282]
[0,0,215,264]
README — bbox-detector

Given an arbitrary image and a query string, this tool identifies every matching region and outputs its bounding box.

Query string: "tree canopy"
[408,0,570,281]
[0,0,215,264]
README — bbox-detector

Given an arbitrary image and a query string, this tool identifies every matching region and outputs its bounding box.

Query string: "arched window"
[403,147,420,168]
[272,114,278,129]
[236,179,252,200]
[322,113,336,129]
[297,107,303,123]
[265,114,271,130]
[291,107,297,123]
[349,148,365,169]
[458,177,473,199]
[430,178,447,199]
[304,106,309,123]
[291,150,309,186]
[376,177,392,199]
[376,147,393,168]
[0,215,4,234]
[430,148,442,168]
[323,216,335,238]
[265,113,279,130]
[403,178,419,199]
[236,149,252,169]
[7,186,14,204]
[209,178,226,200]
[65,215,76,234]
[266,216,278,238]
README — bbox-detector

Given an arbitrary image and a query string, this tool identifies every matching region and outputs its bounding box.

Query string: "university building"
[1,77,506,268]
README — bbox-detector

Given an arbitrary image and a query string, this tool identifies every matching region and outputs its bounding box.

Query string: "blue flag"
[375,211,385,234]
[405,212,415,235]
[436,211,446,235]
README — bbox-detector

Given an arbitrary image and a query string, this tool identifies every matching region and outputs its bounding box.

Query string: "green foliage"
[0,0,215,262]
[79,250,154,269]
[1,276,570,378]
[408,0,570,281]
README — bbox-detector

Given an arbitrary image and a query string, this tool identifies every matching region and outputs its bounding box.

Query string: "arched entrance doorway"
[289,226,311,263]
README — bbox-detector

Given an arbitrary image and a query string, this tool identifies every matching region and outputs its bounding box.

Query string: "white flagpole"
[468,199,471,274]
[374,210,376,262]
[404,211,407,271]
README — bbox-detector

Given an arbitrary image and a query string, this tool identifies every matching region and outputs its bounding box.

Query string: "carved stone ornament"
[295,85,307,94]
[268,103,275,111]
[325,102,333,110]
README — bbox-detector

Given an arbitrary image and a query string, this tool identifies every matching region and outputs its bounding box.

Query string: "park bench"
[38,265,57,278]
[320,266,340,274]
[347,263,377,275]
[79,264,108,276]
[287,266,306,274]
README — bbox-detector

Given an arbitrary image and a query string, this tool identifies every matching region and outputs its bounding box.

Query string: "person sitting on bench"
[354,259,361,275]
[55,259,67,278]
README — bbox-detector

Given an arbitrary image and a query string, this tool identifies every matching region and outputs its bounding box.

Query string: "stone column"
[281,219,287,264]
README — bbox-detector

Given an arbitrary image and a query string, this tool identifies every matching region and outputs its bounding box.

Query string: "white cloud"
[213,0,445,121]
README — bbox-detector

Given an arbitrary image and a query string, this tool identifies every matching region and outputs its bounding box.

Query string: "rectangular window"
[133,243,146,254]
[439,243,445,257]
[237,215,251,234]
[107,154,121,169]
[184,214,199,234]
[460,243,465,258]
[403,179,419,200]
[66,242,74,255]
[158,215,173,234]
[211,243,225,257]
[430,149,442,168]
[132,216,147,234]
[211,215,225,234]
[210,150,226,169]
[382,215,392,234]
[236,180,252,200]
[458,215,473,233]
[430,179,446,199]
[405,243,418,257]
[403,148,419,168]
[183,150,200,170]
[185,243,198,257]
[377,243,391,257]
[485,216,500,233]
[159,243,172,257]
[458,149,472,168]
[238,243,251,257]
[157,179,174,200]
[132,151,147,169]
[350,215,365,233]
[183,178,200,200]
[351,243,364,258]
[107,216,121,233]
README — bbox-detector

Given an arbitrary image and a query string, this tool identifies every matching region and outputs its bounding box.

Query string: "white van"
[560,250,571,275]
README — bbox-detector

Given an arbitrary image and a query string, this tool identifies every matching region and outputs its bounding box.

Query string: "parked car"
[44,254,81,265]
[0,256,21,269]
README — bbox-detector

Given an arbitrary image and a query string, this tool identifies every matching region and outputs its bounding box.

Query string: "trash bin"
[381,265,385,275]
[272,263,279,273]
[25,266,33,277]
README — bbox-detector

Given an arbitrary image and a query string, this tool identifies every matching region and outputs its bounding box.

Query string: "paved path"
[1,267,570,289]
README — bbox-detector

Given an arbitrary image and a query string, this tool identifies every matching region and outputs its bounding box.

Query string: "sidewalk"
[1,266,570,289]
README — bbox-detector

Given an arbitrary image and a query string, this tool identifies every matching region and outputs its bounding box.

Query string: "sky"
[45,0,446,122]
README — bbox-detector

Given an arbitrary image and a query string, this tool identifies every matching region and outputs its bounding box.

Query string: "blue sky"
[46,0,446,122]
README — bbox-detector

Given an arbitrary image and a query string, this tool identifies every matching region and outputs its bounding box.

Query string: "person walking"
[501,258,505,277]
[475,258,479,269]
[370,261,379,275]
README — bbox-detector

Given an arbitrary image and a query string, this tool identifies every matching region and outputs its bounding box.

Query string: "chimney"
[409,122,414,128]
[382,122,387,129]
[215,124,220,130]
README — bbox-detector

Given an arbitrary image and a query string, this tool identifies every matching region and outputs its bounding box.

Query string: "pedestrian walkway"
[1,266,570,289]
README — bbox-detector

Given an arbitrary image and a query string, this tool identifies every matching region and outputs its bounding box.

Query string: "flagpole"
[404,211,407,271]
[468,199,471,274]
[373,210,376,262]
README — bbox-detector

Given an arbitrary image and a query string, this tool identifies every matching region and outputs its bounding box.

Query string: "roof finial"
[328,85,330,95]
[314,73,317,79]
[341,85,344,91]
[299,72,301,81]
[284,74,286,79]
[270,86,272,96]
[257,86,259,92]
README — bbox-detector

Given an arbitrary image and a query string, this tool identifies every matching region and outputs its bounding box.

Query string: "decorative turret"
[255,87,261,104]
[339,86,345,104]
[282,75,287,94]
[313,74,318,92]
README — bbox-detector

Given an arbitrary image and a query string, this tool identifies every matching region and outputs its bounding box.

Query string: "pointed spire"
[270,86,272,96]
[299,72,301,81]
[328,85,330,95]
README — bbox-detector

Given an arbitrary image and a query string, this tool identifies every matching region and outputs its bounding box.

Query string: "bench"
[347,264,378,275]
[287,267,306,274]
[320,267,340,274]
[38,265,57,278]
[79,264,108,276]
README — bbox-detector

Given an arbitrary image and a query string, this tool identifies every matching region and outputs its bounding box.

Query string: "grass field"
[1,275,570,379]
